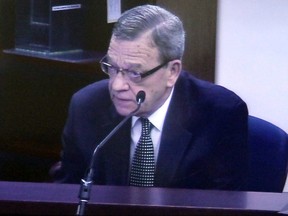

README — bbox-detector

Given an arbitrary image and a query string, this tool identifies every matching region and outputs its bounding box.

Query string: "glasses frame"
[100,55,169,83]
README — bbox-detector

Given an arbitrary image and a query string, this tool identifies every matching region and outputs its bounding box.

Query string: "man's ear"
[167,60,182,87]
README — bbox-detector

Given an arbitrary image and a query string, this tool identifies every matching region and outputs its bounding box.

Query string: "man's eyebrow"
[109,60,143,70]
[127,63,142,69]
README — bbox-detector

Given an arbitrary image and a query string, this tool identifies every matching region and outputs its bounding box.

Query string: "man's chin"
[115,107,134,116]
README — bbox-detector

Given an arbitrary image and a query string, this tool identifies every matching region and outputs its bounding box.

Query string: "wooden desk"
[0,181,288,215]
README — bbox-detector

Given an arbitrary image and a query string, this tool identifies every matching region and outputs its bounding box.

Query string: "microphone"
[76,91,146,216]
[136,90,145,104]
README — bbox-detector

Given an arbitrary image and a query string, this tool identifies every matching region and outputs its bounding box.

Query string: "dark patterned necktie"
[129,118,155,186]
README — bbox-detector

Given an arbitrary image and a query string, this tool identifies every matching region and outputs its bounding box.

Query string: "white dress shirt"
[130,88,174,164]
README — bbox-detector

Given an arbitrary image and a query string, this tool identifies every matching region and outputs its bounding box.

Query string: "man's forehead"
[107,37,159,65]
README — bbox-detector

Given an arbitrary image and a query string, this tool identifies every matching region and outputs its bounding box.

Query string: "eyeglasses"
[100,55,169,83]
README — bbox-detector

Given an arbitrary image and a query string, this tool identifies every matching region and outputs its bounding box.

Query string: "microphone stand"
[76,92,145,216]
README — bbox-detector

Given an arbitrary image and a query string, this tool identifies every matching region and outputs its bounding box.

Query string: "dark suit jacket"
[54,71,248,190]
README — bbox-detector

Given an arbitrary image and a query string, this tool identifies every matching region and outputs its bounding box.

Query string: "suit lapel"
[154,73,200,187]
[100,105,132,185]
[154,106,193,187]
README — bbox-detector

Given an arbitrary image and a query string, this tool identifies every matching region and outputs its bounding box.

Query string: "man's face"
[106,33,179,117]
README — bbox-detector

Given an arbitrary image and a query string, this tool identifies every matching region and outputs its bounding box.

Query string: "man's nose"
[110,72,129,91]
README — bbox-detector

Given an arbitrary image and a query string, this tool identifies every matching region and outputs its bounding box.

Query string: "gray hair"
[112,4,185,62]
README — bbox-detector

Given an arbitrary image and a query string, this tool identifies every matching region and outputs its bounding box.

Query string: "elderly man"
[52,4,248,190]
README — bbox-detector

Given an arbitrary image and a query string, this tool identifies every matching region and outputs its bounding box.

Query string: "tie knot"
[141,118,153,135]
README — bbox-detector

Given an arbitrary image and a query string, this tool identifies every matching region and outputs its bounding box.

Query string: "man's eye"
[127,70,140,77]
[108,66,118,73]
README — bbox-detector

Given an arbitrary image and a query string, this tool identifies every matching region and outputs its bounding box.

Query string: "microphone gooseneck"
[76,91,146,216]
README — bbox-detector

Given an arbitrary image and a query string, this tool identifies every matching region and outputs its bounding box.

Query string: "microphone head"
[136,91,146,104]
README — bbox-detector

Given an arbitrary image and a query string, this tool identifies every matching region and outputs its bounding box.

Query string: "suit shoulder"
[71,79,110,107]
[178,71,245,104]
[174,71,248,128]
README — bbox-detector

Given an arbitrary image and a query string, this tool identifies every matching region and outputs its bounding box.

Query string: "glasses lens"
[100,55,162,83]
[101,62,112,74]
[126,71,141,83]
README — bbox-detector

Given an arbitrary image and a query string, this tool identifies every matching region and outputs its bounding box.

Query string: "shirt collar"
[132,87,174,131]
